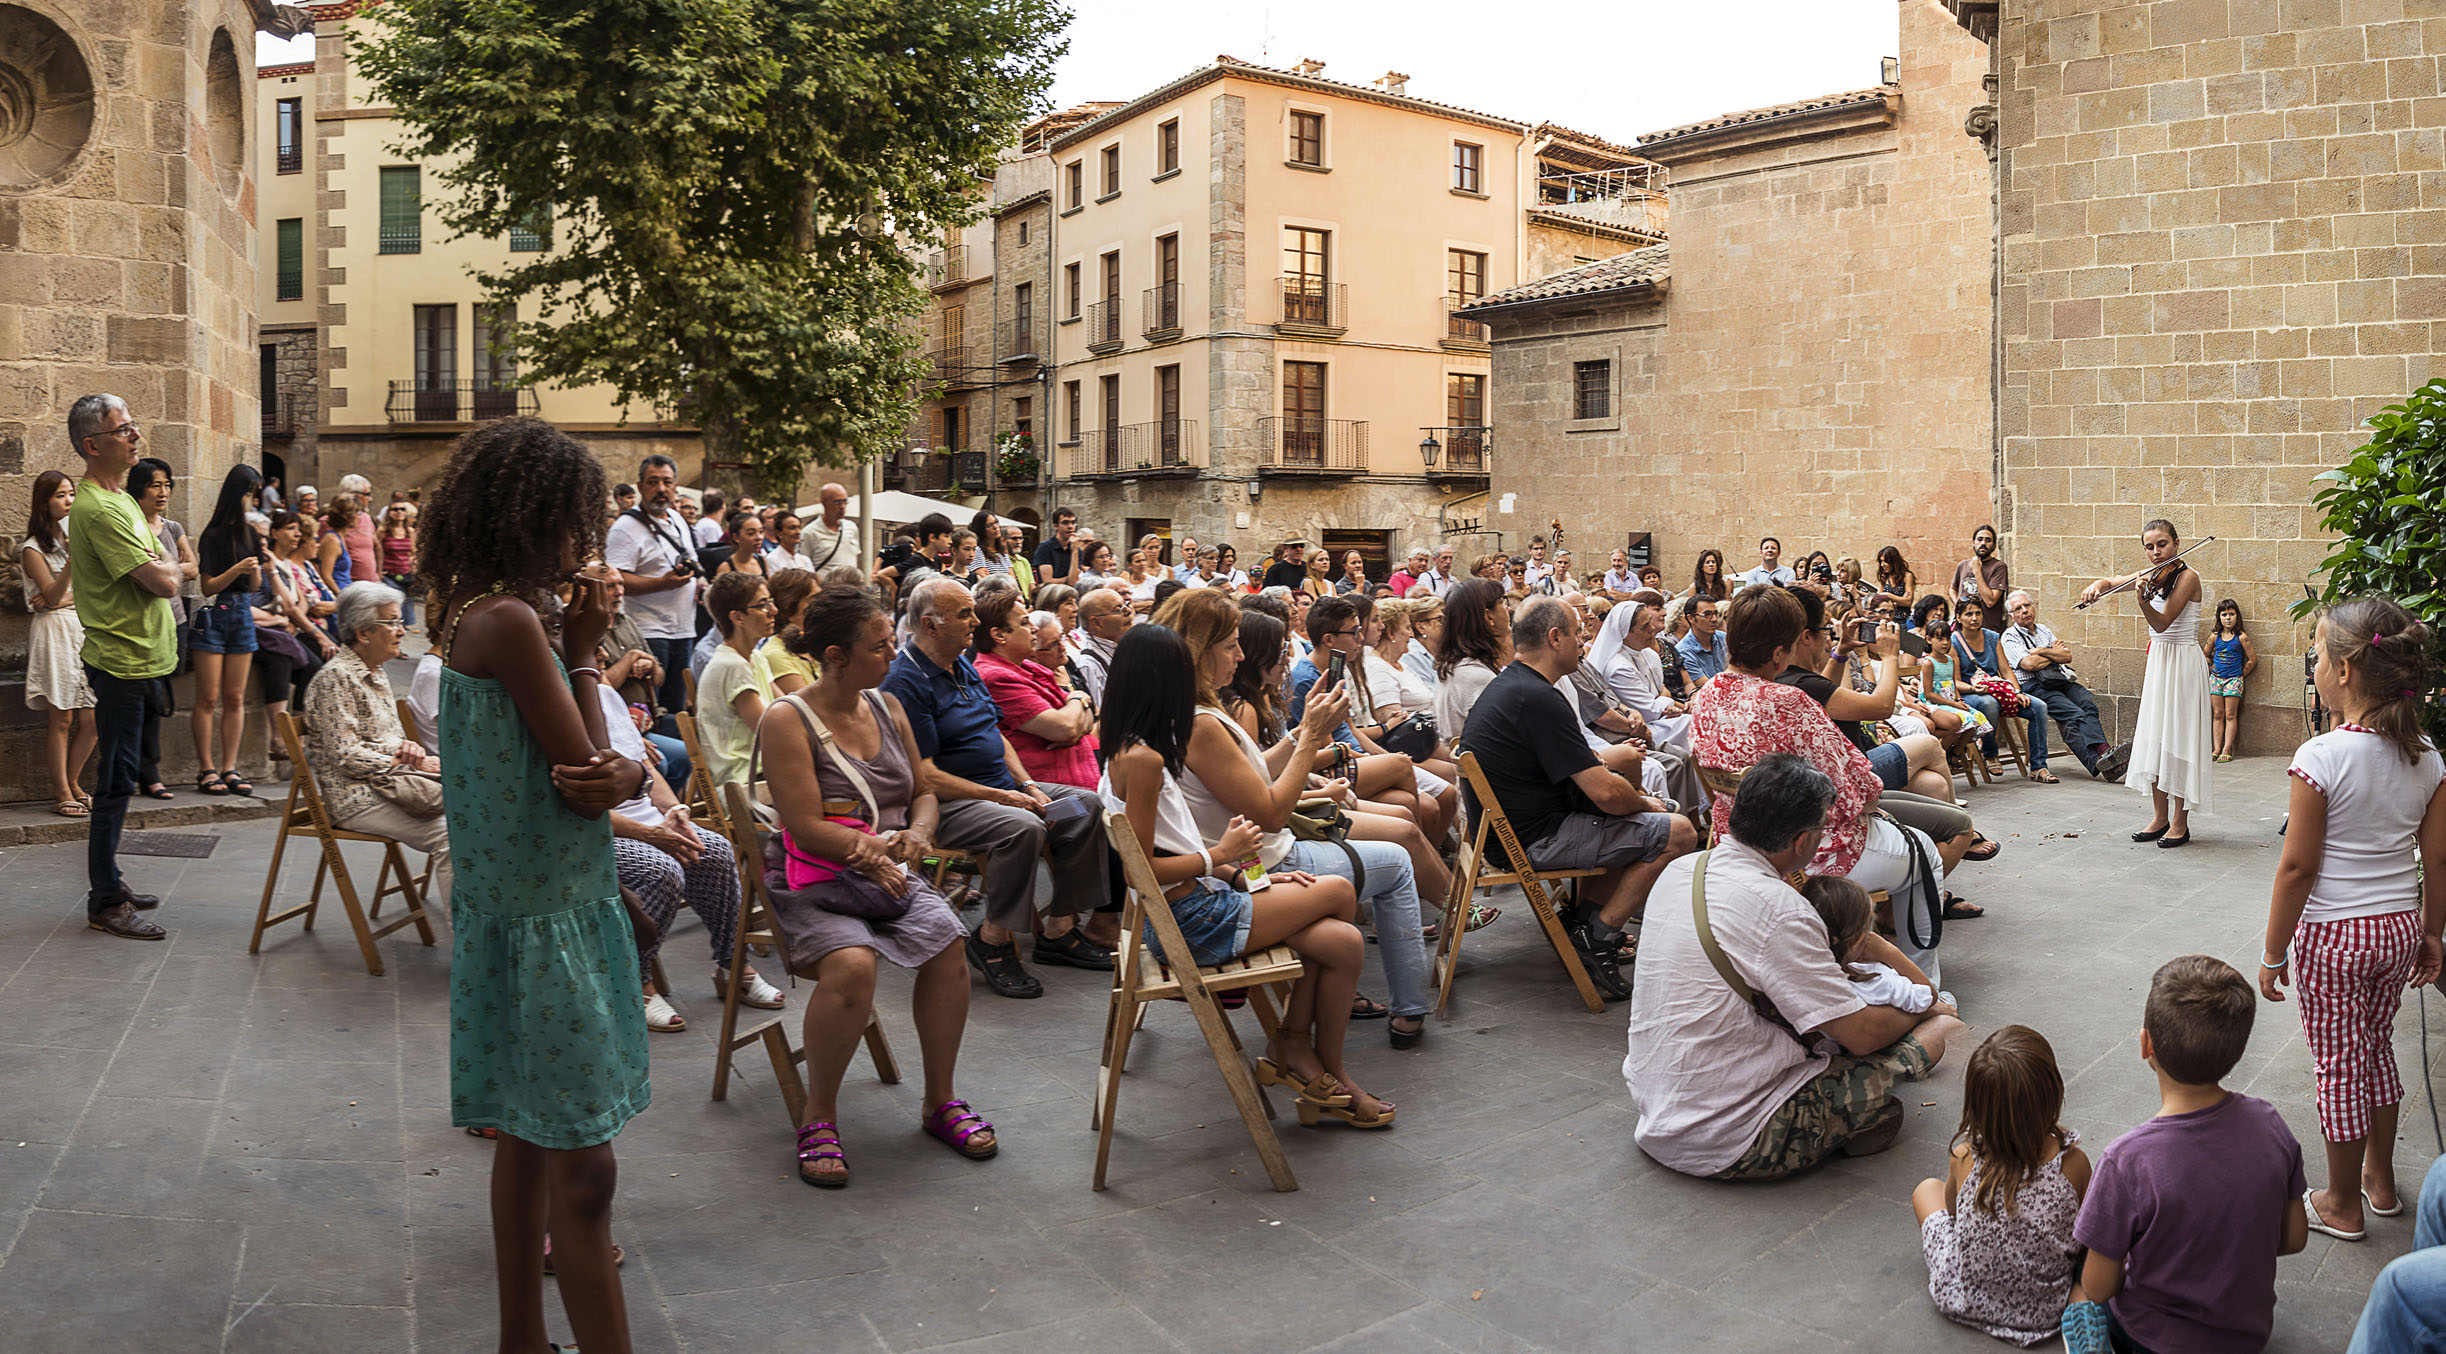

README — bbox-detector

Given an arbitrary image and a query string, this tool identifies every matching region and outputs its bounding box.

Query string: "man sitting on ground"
[1624,752,1964,1179]
[1462,596,1696,997]
[2000,588,2126,784]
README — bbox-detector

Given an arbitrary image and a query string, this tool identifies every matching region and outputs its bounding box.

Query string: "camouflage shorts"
[1714,1034,1934,1182]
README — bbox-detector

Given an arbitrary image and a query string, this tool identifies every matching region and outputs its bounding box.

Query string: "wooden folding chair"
[251,711,438,977]
[709,784,898,1126]
[1946,735,1988,788]
[1994,703,2035,778]
[674,711,732,836]
[1429,752,1607,1016]
[1093,807,1307,1192]
[395,698,420,745]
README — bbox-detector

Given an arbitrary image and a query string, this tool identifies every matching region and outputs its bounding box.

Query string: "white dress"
[2128,588,2212,812]
[21,539,92,711]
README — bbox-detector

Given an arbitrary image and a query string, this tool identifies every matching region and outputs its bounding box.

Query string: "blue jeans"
[1960,691,2002,757]
[645,731,690,789]
[1286,838,1427,1019]
[2349,1156,2446,1353]
[2023,680,2105,772]
[85,666,153,910]
[645,636,692,727]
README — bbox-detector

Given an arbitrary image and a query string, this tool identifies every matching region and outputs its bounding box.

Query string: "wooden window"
[1101,144,1120,196]
[1290,110,1323,166]
[1156,365,1182,463]
[1452,141,1481,193]
[1101,251,1121,302]
[1158,119,1180,174]
[1065,160,1083,209]
[275,98,302,174]
[378,166,421,254]
[1013,281,1034,332]
[1013,396,1033,439]
[939,305,963,351]
[1063,380,1081,440]
[1573,360,1611,420]
[1447,372,1484,427]
[1065,262,1081,317]
[1447,249,1485,307]
[274,218,303,301]
[1284,227,1328,288]
[1101,374,1121,432]
[1018,220,1028,244]
[508,207,549,252]
[1282,360,1325,429]
[1159,234,1179,286]
[413,304,456,389]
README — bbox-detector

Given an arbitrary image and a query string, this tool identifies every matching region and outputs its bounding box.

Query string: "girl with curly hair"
[421,416,650,1354]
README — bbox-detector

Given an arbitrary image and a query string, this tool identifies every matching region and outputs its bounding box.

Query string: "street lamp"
[1418,430,1440,468]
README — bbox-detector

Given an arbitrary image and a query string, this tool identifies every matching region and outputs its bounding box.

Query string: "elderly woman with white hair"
[331,475,381,588]
[300,582,451,907]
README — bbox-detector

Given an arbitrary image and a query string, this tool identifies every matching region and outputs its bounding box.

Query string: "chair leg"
[250,820,296,956]
[1180,985,1297,1192]
[1522,879,1605,1013]
[1090,994,1139,1185]
[1431,857,1481,1016]
[322,840,388,978]
[758,1023,808,1127]
[861,1014,901,1085]
[711,896,757,1105]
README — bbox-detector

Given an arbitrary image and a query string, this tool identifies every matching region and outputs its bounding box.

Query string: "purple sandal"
[796,1121,848,1188]
[923,1099,998,1160]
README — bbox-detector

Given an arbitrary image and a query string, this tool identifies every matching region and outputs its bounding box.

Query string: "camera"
[1812,561,1835,583]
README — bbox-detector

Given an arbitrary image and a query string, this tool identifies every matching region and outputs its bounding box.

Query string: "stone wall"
[1985,0,2416,747]
[1487,1,1996,608]
[260,322,316,487]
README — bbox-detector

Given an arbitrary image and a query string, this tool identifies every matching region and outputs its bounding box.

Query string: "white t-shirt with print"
[2289,726,2445,923]
[605,509,698,640]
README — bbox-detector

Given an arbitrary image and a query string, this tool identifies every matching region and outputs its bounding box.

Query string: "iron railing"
[1058,430,1113,481]
[1420,426,1489,474]
[276,143,303,175]
[1258,416,1367,472]
[895,443,954,493]
[931,344,970,385]
[1083,419,1201,475]
[1445,308,1489,342]
[1085,299,1123,351]
[1279,278,1346,332]
[927,245,967,289]
[997,316,1045,364]
[1143,281,1182,337]
[261,394,296,438]
[385,381,536,423]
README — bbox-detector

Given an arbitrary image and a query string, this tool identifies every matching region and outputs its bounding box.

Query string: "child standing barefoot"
[2203,599,2254,762]
[1913,1026,2092,1346]
[2260,596,2445,1243]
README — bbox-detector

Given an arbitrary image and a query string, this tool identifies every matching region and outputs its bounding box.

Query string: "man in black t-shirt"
[1030,507,1085,588]
[1259,540,1310,591]
[1462,596,1696,996]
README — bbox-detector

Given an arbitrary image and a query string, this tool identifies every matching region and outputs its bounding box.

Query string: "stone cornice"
[1637,89,1898,167]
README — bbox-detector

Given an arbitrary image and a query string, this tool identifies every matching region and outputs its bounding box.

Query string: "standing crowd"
[36,393,2444,1354]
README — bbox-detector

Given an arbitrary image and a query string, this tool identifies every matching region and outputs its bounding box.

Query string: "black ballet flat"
[2157,833,2193,849]
[2131,826,2169,843]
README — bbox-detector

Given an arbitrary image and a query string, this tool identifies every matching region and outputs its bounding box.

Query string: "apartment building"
[254,4,700,500]
[911,59,1659,570]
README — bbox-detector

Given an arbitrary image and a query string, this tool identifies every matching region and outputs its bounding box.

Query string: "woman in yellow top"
[749,568,820,697]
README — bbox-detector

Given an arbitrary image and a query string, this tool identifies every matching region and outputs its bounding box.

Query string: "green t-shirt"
[698,644,758,789]
[69,480,176,679]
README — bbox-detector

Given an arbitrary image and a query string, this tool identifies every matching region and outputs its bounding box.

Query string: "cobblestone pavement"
[0,754,2414,1351]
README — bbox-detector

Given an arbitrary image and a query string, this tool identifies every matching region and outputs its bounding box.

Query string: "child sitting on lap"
[1802,875,1949,1016]
[2065,955,2309,1354]
[1913,1026,2092,1347]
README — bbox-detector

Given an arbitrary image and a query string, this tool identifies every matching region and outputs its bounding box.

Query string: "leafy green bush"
[2297,376,2446,743]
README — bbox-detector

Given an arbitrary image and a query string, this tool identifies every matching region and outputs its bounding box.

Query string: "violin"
[2073,536,2216,611]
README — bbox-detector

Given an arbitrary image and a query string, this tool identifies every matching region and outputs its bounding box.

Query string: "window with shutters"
[1447,372,1484,427]
[1100,144,1120,197]
[1158,119,1180,175]
[1282,361,1326,462]
[274,218,303,301]
[378,166,421,254]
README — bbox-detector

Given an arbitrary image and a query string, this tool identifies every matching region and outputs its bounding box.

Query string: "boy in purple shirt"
[2068,955,2310,1354]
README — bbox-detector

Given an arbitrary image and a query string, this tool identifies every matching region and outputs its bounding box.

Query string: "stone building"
[0,0,303,798]
[253,2,702,506]
[912,60,1660,575]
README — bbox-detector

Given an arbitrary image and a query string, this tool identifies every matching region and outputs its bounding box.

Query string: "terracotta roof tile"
[1460,244,1668,313]
[1638,87,1890,147]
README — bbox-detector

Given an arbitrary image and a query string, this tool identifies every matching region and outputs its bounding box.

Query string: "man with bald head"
[794,481,853,575]
[1070,587,1130,708]
[883,578,1111,998]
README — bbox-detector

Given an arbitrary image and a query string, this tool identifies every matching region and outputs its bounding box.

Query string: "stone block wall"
[1990,0,2427,747]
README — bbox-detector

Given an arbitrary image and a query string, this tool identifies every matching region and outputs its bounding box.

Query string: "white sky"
[257,1,1897,147]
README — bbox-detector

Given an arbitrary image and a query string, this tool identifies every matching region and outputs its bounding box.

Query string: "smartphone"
[1325,649,1347,689]
[1041,793,1091,825]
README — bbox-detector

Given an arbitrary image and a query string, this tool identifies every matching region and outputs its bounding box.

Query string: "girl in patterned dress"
[425,417,652,1354]
[1913,1026,2094,1346]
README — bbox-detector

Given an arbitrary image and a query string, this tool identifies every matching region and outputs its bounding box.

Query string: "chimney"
[1292,57,1325,77]
[1374,71,1409,96]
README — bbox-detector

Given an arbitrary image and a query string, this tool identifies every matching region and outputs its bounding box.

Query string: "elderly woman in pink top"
[971,588,1098,789]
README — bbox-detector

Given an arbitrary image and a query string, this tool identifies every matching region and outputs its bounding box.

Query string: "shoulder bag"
[750,691,915,928]
[1688,850,1807,1047]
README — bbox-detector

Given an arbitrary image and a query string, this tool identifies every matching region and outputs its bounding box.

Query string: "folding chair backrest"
[275,712,338,833]
[1101,806,1204,997]
[1454,751,1535,878]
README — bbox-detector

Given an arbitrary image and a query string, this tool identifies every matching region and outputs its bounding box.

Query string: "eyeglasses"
[747,599,778,612]
[1330,627,1361,639]
[100,421,140,440]
[377,617,408,630]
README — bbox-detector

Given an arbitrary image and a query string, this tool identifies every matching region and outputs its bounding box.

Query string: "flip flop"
[2366,1188,2404,1218]
[2304,1187,2365,1241]
[1941,892,1985,921]
[1349,994,1389,1020]
[1962,835,2001,862]
[52,799,87,818]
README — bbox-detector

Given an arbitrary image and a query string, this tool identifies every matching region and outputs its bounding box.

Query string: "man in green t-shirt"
[65,394,183,940]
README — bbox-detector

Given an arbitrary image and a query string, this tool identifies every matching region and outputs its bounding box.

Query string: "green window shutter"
[275,218,303,301]
[379,166,421,254]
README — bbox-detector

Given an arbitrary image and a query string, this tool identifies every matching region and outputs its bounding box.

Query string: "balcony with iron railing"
[1066,419,1201,478]
[1142,281,1182,340]
[276,143,303,175]
[1443,304,1490,350]
[1056,429,1112,482]
[1278,278,1347,338]
[386,381,537,424]
[927,245,968,290]
[1257,417,1367,474]
[261,394,297,439]
[997,315,1045,365]
[893,442,955,494]
[1084,299,1124,353]
[1419,426,1490,480]
[931,344,974,388]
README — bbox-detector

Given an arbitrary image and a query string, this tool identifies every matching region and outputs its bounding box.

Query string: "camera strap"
[622,506,692,570]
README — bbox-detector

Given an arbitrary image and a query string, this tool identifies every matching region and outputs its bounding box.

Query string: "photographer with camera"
[1999,589,2124,784]
[606,454,701,721]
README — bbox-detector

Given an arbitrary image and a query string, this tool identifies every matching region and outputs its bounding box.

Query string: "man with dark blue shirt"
[883,578,1110,997]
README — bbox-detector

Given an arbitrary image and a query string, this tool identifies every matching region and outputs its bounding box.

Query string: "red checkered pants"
[2295,909,2421,1143]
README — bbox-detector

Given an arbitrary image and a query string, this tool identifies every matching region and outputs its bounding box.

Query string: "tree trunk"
[699,408,747,499]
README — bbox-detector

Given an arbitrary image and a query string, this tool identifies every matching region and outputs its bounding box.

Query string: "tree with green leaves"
[2298,377,2446,744]
[357,0,1068,499]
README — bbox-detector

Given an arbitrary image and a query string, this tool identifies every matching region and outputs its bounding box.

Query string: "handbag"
[368,768,445,816]
[1287,798,1366,894]
[1376,710,1441,761]
[752,691,914,924]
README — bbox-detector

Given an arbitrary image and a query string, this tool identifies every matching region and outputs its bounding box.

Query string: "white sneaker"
[643,991,686,1032]
[717,967,786,1009]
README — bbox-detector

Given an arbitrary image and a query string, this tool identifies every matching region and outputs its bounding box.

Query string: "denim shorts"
[1143,878,1254,970]
[188,597,257,654]
[1865,739,1910,790]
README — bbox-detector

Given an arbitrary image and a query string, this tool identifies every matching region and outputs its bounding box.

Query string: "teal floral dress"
[441,662,651,1149]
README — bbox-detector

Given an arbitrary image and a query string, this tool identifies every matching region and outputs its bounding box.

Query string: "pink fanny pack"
[783,816,876,890]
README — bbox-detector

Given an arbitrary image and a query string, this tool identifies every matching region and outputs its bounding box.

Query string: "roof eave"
[1637,88,1898,163]
[1459,277,1666,322]
[1047,63,1533,154]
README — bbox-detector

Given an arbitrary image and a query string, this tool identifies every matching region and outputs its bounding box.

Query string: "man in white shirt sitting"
[1624,753,1964,1180]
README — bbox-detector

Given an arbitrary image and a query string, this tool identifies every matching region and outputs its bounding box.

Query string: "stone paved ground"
[0,753,2422,1352]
